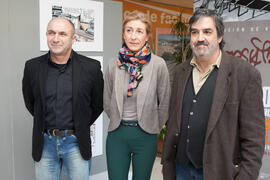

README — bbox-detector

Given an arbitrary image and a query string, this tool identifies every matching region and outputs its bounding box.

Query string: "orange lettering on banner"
[265,117,270,144]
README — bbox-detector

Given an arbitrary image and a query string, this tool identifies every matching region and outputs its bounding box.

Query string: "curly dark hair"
[188,8,225,50]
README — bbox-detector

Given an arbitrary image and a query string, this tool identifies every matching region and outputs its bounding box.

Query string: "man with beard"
[162,8,265,180]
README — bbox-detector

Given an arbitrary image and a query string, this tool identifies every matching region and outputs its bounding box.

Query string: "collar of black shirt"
[47,50,73,68]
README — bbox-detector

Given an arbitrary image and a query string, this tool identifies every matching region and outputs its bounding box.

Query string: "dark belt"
[46,129,75,137]
[120,121,138,127]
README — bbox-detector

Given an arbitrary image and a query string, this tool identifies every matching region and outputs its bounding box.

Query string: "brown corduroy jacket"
[162,52,265,180]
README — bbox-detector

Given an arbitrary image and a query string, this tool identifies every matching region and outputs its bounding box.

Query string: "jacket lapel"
[72,52,82,113]
[136,59,154,121]
[39,54,49,113]
[205,53,231,140]
[175,62,193,129]
[115,64,125,118]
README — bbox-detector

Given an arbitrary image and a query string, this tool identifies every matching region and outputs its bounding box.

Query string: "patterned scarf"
[117,42,151,97]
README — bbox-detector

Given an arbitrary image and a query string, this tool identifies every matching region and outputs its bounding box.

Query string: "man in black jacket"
[22,17,103,180]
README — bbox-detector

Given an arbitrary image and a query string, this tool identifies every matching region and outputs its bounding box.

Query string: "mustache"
[194,41,208,47]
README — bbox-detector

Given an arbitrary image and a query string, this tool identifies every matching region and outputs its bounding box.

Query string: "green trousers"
[106,122,157,180]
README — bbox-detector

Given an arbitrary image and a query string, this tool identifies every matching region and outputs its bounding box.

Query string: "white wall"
[0,0,122,179]
[0,0,14,179]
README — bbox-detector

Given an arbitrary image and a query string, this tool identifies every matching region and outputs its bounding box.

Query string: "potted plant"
[162,13,192,81]
[172,13,192,64]
[157,13,192,157]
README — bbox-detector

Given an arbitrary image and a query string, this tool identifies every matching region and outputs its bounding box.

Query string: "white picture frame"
[89,56,103,157]
[90,114,103,157]
[39,0,103,52]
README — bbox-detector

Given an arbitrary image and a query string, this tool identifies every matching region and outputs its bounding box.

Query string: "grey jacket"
[104,54,171,134]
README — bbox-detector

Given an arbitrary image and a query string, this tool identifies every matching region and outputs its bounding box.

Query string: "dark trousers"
[106,121,157,180]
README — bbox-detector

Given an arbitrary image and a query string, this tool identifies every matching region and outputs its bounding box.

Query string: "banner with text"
[224,20,270,179]
[113,0,192,52]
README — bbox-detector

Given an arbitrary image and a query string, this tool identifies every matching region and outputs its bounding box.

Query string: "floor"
[90,157,163,180]
[150,157,163,180]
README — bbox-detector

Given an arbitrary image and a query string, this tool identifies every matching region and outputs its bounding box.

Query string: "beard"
[191,40,220,59]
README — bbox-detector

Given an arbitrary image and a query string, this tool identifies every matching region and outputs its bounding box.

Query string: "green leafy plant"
[160,12,193,86]
[157,13,192,155]
[171,13,192,64]
[157,125,166,157]
[158,125,166,140]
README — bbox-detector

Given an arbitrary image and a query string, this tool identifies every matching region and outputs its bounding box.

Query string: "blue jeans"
[175,162,203,180]
[35,132,90,180]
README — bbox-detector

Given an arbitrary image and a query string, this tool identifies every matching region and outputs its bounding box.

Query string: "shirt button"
[173,145,177,148]
[187,139,189,143]
[193,99,197,103]
[175,133,179,136]
[190,112,194,115]
[188,125,190,129]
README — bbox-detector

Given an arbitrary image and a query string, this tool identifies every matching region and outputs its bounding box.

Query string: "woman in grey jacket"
[104,11,170,180]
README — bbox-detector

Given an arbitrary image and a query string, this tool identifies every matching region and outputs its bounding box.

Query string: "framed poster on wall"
[39,0,103,52]
[156,27,179,61]
[89,56,103,157]
[90,114,103,157]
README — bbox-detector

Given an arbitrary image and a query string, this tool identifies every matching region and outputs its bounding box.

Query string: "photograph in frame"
[40,0,103,52]
[156,27,179,61]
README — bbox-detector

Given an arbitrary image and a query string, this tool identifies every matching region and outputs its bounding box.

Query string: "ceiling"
[138,0,270,12]
[197,0,270,18]
[138,0,194,10]
[231,0,270,11]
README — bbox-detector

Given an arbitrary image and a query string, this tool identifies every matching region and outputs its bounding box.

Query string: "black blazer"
[22,50,104,161]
